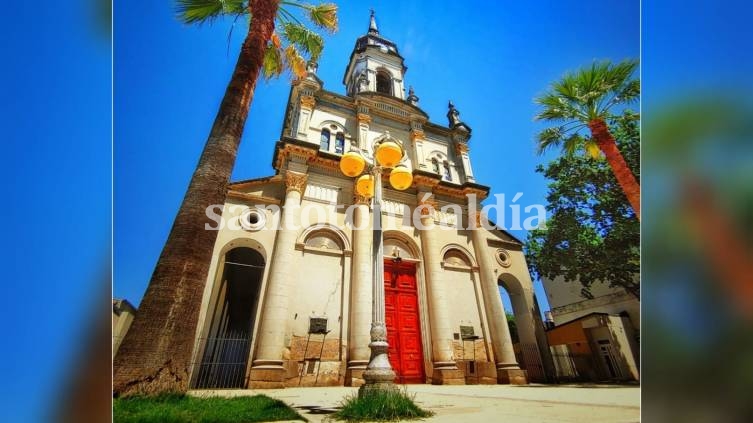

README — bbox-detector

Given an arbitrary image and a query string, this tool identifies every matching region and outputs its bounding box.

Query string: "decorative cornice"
[285,171,308,195]
[227,190,281,205]
[462,186,488,200]
[300,95,316,110]
[413,174,440,190]
[308,154,341,174]
[274,142,318,170]
[228,175,281,190]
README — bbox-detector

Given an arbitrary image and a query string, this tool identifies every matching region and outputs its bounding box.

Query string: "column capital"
[417,194,437,217]
[357,113,371,125]
[409,129,425,143]
[454,142,469,155]
[285,171,308,195]
[300,95,316,110]
[472,210,486,228]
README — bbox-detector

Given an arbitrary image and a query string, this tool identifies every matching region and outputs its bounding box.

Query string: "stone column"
[346,192,373,386]
[470,211,526,384]
[249,171,307,388]
[417,193,464,384]
[455,143,475,183]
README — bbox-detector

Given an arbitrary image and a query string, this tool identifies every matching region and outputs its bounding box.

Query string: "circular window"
[495,248,511,267]
[240,208,265,231]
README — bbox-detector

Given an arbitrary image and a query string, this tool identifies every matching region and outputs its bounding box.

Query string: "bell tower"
[343,10,407,99]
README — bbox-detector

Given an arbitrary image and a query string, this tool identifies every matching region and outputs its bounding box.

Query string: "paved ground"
[191,383,640,422]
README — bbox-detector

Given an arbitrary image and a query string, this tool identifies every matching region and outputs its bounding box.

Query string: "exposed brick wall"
[452,339,490,362]
[288,335,344,361]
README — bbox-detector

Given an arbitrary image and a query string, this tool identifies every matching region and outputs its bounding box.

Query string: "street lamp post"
[339,132,413,395]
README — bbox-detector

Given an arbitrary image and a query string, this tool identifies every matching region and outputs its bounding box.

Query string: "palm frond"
[281,1,338,32]
[562,133,585,156]
[262,43,284,79]
[536,127,564,155]
[284,45,308,78]
[306,3,338,32]
[176,0,246,24]
[281,22,324,61]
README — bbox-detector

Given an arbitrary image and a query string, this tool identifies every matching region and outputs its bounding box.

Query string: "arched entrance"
[498,274,550,382]
[383,234,425,384]
[194,247,265,388]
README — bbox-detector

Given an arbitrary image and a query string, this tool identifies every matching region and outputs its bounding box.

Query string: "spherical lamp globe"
[355,174,375,198]
[339,150,366,177]
[374,140,403,168]
[389,165,413,191]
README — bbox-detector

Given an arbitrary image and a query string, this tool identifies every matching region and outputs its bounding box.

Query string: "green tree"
[527,113,640,298]
[535,60,641,219]
[113,0,338,396]
[506,313,519,343]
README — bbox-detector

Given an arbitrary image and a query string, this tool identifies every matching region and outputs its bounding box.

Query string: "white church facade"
[189,13,552,389]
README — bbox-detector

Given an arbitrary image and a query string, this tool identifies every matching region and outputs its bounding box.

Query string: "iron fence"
[191,334,251,389]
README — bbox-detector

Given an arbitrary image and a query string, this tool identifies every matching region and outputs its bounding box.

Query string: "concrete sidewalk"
[191,383,640,422]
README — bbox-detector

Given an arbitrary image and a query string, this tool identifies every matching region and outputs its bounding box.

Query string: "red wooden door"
[384,261,425,383]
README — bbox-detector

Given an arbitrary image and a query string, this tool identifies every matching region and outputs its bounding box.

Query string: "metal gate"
[192,330,251,389]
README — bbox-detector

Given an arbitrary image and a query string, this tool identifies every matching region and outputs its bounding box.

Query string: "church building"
[190,12,552,389]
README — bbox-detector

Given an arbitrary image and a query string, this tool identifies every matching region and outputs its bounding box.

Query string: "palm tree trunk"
[589,118,641,220]
[113,0,280,396]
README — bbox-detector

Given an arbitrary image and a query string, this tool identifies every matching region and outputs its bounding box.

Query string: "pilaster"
[295,89,317,140]
[455,142,475,183]
[356,106,371,150]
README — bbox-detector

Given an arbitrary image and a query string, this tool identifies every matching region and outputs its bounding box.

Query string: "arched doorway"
[383,235,425,383]
[194,247,265,388]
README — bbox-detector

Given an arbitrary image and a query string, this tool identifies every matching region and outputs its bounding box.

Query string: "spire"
[368,9,379,34]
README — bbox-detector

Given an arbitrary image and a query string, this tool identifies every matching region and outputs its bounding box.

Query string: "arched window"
[431,159,440,174]
[443,249,471,267]
[305,230,343,251]
[376,71,392,95]
[320,128,331,151]
[443,162,452,181]
[335,132,345,154]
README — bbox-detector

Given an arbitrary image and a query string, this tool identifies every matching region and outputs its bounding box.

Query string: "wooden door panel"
[382,261,424,383]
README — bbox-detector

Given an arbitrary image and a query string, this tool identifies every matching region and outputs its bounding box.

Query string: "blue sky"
[114,0,639,315]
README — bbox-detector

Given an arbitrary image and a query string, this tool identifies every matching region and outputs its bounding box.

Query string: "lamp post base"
[358,326,396,397]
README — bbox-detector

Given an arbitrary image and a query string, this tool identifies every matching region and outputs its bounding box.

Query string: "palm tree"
[535,60,641,220]
[113,0,338,396]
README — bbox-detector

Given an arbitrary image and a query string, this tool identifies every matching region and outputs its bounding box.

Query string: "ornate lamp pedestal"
[338,133,411,395]
[359,165,397,395]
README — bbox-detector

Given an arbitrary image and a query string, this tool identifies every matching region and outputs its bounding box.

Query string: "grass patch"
[113,393,305,423]
[332,388,434,421]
